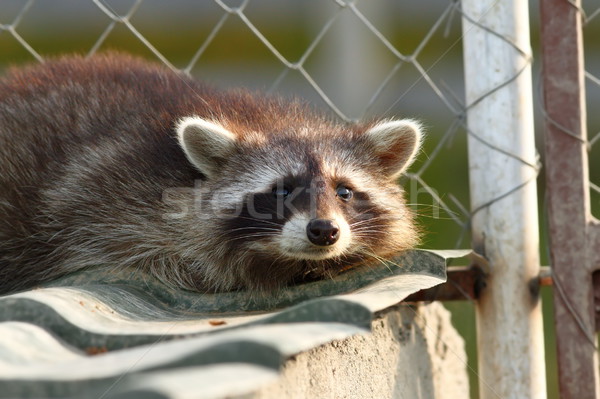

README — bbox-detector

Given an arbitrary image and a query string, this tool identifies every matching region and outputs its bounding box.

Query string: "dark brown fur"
[0,53,420,294]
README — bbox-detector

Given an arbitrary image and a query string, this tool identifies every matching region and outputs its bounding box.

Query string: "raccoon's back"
[0,55,205,239]
[0,54,325,293]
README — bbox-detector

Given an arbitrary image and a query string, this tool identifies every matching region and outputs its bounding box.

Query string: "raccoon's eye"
[336,185,353,201]
[272,186,290,198]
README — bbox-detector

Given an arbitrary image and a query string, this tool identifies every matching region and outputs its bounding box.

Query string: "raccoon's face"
[176,116,422,291]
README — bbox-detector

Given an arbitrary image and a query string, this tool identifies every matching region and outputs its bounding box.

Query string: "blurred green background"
[2,0,599,397]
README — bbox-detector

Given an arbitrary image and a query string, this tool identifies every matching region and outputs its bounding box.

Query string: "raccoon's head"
[175,115,422,292]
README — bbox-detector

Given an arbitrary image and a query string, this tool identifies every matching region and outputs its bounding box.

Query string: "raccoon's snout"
[306,219,340,246]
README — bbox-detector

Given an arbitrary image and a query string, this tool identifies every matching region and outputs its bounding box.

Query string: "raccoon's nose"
[306,219,340,246]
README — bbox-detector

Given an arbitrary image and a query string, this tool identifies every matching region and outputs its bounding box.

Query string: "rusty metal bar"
[591,220,600,268]
[404,266,552,303]
[539,267,553,287]
[594,271,600,332]
[539,0,600,396]
[404,266,482,302]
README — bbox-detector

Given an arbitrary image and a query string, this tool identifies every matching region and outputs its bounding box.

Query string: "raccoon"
[0,53,422,295]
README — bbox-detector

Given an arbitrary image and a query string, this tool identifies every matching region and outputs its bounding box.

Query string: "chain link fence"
[0,0,479,393]
[8,1,599,398]
[0,0,472,252]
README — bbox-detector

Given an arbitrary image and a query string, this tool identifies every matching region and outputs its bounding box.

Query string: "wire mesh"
[0,0,474,252]
[6,1,589,398]
[6,0,600,396]
[0,0,480,394]
[0,0,555,397]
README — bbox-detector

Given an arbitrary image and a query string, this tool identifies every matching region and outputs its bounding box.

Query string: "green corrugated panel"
[0,249,464,398]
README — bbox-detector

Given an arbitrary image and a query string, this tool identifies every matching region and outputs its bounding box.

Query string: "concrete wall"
[255,302,469,399]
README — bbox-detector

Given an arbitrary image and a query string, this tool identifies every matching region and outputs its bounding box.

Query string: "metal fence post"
[461,1,547,398]
[539,0,600,397]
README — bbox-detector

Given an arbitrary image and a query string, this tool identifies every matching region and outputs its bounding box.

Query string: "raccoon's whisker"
[352,232,385,238]
[349,209,383,219]
[348,220,383,230]
[349,213,395,224]
[352,234,382,240]
[211,227,280,243]
[222,228,280,236]
[358,249,396,274]
[352,226,392,234]
[351,224,386,232]
[226,216,284,228]
[370,252,405,270]
[403,203,461,220]
[226,226,281,233]
[349,219,380,227]
[227,233,279,242]
[349,254,378,273]
[267,255,290,273]
[349,220,383,227]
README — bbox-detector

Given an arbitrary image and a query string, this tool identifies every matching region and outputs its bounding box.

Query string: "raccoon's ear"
[364,119,423,179]
[176,117,237,178]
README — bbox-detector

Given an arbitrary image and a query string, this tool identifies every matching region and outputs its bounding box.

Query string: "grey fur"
[0,54,421,295]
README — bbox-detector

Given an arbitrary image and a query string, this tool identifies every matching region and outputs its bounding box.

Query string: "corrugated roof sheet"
[0,249,463,398]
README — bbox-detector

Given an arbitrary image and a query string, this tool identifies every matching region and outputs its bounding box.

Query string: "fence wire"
[0,0,541,329]
[0,0,479,252]
[2,0,575,397]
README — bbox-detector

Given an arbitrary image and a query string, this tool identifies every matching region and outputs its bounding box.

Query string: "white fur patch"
[175,116,237,178]
[276,213,351,260]
[210,160,308,212]
[321,164,399,212]
[365,119,423,177]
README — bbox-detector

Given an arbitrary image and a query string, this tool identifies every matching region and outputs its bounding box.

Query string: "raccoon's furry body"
[0,54,421,294]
